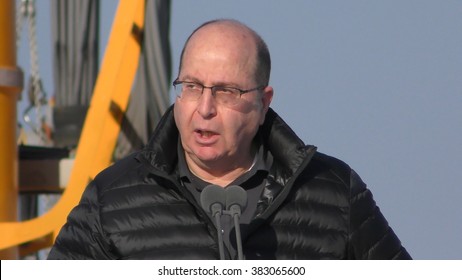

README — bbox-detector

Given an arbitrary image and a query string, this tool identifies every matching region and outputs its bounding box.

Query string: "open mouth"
[196,129,217,138]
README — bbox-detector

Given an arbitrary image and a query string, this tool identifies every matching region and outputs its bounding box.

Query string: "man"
[48,19,411,259]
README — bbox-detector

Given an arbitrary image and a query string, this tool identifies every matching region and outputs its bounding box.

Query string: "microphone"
[200,185,226,260]
[225,185,248,260]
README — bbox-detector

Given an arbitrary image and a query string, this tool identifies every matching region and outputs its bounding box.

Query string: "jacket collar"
[140,105,316,180]
[260,107,316,176]
[139,105,179,175]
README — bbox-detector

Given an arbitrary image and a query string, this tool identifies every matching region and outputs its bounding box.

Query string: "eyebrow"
[180,75,200,83]
[180,75,242,88]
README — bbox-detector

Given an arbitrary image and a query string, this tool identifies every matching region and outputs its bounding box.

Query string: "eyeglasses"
[173,79,266,107]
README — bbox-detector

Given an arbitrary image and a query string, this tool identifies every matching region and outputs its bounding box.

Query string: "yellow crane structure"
[0,0,146,259]
[0,0,23,260]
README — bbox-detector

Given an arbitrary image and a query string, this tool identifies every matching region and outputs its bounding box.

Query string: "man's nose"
[196,88,217,118]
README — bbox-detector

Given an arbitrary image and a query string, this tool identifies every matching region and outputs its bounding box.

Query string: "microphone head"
[200,184,226,215]
[225,185,248,213]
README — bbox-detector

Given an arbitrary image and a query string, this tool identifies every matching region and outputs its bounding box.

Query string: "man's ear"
[260,86,273,124]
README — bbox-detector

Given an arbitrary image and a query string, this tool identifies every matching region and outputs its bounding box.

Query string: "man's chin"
[187,148,223,165]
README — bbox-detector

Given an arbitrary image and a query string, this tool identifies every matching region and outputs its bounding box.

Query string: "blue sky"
[17,0,462,259]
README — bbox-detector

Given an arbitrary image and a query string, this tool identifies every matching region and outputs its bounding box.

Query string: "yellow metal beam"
[0,0,23,259]
[0,0,145,258]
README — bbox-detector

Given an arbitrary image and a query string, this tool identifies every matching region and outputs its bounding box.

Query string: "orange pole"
[0,0,23,259]
[0,0,144,257]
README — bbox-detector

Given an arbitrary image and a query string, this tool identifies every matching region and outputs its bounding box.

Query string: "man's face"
[174,24,273,173]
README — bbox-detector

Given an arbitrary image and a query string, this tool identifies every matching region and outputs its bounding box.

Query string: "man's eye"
[216,87,235,95]
[184,83,201,91]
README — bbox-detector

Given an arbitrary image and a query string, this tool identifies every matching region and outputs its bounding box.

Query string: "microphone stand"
[201,184,247,260]
[230,205,244,260]
[201,185,227,260]
[211,203,225,260]
[226,185,247,260]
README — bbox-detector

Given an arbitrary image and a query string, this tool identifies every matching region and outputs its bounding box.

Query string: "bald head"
[178,19,271,86]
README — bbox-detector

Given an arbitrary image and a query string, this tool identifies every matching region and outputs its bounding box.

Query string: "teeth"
[201,131,212,137]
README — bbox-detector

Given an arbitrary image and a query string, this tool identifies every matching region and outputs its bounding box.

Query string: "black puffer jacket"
[48,106,411,259]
